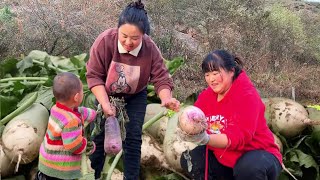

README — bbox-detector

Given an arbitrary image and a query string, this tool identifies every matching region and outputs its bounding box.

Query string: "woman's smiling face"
[205,68,234,98]
[118,23,143,52]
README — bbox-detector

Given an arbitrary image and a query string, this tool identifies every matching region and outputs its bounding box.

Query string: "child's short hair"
[53,72,81,102]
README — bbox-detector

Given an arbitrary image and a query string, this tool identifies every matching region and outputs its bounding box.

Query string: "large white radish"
[2,103,49,171]
[306,106,320,131]
[178,105,207,135]
[141,133,170,170]
[263,98,320,138]
[272,133,283,153]
[141,133,189,179]
[143,103,168,143]
[0,145,16,178]
[163,107,196,172]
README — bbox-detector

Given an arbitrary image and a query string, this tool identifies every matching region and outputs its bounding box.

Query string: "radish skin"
[105,110,168,180]
[178,105,207,135]
[263,97,320,138]
[0,145,16,178]
[272,133,283,153]
[141,133,170,169]
[104,116,122,155]
[0,92,38,126]
[143,103,168,143]
[163,108,196,171]
[306,107,320,131]
[2,103,49,171]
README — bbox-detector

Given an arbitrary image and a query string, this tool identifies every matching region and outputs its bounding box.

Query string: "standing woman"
[180,50,282,180]
[86,0,180,179]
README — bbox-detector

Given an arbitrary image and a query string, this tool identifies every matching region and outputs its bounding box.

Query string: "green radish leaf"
[154,173,184,180]
[79,66,87,83]
[13,81,26,92]
[1,87,14,94]
[164,56,184,75]
[304,136,319,157]
[0,125,5,137]
[0,95,18,119]
[311,130,320,144]
[16,56,33,74]
[36,87,54,109]
[107,155,124,172]
[293,135,308,149]
[49,56,76,72]
[287,149,320,179]
[70,53,87,68]
[43,75,55,87]
[0,58,18,78]
[70,57,82,69]
[74,53,88,62]
[278,172,290,180]
[81,92,96,110]
[16,92,34,107]
[307,105,320,111]
[294,149,318,169]
[27,50,49,61]
[147,91,156,97]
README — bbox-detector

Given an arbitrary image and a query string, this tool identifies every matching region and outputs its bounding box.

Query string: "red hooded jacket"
[194,71,282,168]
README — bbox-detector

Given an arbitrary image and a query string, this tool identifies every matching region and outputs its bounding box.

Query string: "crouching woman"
[180,49,282,180]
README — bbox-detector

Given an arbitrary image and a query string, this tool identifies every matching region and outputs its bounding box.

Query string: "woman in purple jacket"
[86,1,180,179]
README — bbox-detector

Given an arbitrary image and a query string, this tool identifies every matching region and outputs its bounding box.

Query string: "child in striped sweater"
[36,72,97,180]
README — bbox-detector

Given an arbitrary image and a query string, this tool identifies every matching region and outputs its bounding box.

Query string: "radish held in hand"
[104,116,122,155]
[178,106,207,135]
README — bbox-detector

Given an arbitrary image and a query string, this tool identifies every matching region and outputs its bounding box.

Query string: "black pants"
[89,89,147,180]
[180,145,282,180]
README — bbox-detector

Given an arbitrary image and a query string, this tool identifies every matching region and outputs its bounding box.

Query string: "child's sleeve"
[61,118,87,155]
[78,107,97,123]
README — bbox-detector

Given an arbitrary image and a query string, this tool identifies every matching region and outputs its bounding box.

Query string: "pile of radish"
[139,98,320,179]
[1,96,319,180]
[1,51,319,179]
[0,102,49,178]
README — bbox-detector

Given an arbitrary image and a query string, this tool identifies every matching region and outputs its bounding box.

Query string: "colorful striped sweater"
[38,103,96,179]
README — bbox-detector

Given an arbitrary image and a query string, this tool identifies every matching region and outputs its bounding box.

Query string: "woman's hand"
[102,103,116,117]
[161,98,180,112]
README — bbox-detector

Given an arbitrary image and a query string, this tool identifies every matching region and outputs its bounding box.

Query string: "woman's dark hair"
[201,49,243,81]
[118,0,150,35]
[53,72,81,102]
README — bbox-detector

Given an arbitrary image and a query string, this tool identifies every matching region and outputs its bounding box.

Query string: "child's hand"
[86,141,96,155]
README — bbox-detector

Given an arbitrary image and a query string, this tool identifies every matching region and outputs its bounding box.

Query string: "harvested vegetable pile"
[1,51,319,180]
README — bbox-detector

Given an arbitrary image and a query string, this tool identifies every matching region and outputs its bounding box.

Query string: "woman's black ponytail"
[118,0,150,35]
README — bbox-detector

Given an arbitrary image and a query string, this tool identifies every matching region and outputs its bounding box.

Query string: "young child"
[36,72,96,180]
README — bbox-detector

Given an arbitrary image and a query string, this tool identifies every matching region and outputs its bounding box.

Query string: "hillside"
[0,0,319,103]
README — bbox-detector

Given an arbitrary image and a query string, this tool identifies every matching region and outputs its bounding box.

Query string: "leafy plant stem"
[0,77,48,83]
[32,59,67,73]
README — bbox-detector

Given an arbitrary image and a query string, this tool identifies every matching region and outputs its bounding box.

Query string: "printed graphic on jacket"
[107,62,140,94]
[206,115,227,134]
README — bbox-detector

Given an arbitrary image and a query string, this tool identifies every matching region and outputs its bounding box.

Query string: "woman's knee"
[180,146,207,177]
[234,150,281,180]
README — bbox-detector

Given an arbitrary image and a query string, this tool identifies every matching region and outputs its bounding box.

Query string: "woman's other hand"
[161,98,180,112]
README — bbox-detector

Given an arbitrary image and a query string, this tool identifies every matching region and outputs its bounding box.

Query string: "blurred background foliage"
[0,0,319,103]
